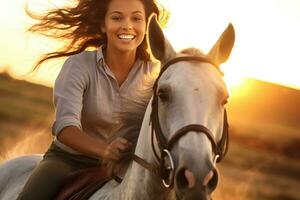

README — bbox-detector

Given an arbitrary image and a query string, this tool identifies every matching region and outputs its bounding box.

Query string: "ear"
[147,14,176,65]
[101,25,106,33]
[207,23,235,67]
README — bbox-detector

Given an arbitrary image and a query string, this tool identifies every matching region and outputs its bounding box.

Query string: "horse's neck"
[112,99,169,200]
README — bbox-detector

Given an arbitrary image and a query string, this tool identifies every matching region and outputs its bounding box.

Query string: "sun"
[221,62,246,91]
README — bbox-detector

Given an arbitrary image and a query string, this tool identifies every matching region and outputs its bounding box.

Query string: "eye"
[132,16,143,22]
[222,98,228,106]
[157,88,169,102]
[111,16,121,21]
[132,13,144,22]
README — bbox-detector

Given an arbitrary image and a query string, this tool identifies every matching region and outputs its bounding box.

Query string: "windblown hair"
[26,0,169,71]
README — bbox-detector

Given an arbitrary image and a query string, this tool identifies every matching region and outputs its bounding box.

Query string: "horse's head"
[147,15,235,199]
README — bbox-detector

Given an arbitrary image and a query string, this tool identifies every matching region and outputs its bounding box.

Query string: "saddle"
[55,153,132,200]
[55,166,114,200]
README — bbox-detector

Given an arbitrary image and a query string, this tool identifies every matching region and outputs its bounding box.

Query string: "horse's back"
[0,155,42,200]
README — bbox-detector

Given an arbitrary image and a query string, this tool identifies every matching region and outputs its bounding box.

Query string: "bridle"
[133,56,229,188]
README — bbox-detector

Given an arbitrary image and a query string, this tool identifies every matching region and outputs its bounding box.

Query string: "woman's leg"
[17,158,74,200]
[17,143,101,200]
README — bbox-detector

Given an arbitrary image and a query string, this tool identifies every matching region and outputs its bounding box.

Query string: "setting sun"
[221,64,245,91]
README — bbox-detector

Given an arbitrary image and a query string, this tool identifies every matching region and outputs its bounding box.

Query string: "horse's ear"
[147,14,176,65]
[207,23,235,67]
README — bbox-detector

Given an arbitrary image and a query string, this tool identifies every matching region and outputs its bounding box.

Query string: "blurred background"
[0,0,299,199]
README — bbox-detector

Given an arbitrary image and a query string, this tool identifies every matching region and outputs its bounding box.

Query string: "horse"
[0,15,235,200]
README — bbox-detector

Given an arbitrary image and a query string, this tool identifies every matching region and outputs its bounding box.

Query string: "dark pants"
[17,142,101,200]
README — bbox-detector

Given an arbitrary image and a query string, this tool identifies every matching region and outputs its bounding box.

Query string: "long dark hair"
[26,0,169,71]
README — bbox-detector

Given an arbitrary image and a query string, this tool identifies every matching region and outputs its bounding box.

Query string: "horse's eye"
[222,99,228,106]
[157,88,169,102]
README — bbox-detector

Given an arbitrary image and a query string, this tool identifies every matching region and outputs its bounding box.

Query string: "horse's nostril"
[207,168,219,192]
[184,169,196,188]
[176,168,196,190]
[203,170,214,186]
[176,167,219,194]
[176,168,188,190]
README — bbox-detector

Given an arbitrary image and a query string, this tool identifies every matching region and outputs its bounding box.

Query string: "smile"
[118,34,136,41]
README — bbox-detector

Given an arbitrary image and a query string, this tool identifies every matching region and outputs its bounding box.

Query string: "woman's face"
[103,0,146,53]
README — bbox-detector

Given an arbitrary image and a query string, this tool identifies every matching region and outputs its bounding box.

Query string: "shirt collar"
[96,46,144,81]
[96,46,113,76]
[96,45,105,64]
[96,45,143,69]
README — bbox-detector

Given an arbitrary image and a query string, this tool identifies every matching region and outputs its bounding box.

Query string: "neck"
[104,46,137,85]
[109,101,171,200]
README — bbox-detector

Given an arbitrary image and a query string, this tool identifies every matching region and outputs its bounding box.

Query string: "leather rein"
[133,56,229,188]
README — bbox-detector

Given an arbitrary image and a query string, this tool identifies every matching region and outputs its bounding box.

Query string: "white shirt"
[52,47,159,154]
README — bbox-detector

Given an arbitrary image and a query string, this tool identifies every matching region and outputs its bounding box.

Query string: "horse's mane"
[180,47,205,57]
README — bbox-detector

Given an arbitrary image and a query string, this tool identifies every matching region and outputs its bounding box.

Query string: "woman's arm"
[57,126,131,161]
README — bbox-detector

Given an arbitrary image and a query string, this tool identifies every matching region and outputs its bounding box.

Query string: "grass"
[214,143,300,200]
[0,72,53,158]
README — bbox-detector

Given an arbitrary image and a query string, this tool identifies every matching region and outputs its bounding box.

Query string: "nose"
[121,19,133,31]
[175,167,219,192]
[121,25,132,31]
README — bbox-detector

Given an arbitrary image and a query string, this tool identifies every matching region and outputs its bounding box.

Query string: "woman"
[18,0,168,199]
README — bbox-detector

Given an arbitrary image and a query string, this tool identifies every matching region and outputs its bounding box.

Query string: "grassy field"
[213,140,300,200]
[0,72,53,162]
[213,78,300,200]
[0,72,299,199]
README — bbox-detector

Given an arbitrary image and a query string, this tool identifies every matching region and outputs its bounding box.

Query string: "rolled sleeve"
[52,56,89,136]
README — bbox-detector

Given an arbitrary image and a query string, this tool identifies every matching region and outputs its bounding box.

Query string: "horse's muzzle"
[174,167,219,200]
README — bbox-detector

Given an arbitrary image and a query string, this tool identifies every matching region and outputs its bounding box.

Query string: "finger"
[111,140,128,149]
[116,137,129,145]
[105,145,120,160]
[110,139,127,148]
[115,142,129,151]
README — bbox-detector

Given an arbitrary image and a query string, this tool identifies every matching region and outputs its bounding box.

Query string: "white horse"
[0,16,235,200]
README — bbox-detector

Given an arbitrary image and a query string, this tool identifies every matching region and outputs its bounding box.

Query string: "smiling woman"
[13,0,170,199]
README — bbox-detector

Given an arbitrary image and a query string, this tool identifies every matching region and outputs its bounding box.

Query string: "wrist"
[97,140,108,159]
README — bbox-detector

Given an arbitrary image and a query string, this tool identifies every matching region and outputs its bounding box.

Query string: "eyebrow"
[110,11,144,15]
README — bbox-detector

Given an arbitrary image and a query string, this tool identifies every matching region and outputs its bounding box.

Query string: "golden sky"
[0,0,300,89]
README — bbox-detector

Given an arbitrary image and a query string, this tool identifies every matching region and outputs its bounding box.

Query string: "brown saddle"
[55,166,114,200]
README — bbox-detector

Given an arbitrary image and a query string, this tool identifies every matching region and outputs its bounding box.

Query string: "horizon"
[1,70,299,94]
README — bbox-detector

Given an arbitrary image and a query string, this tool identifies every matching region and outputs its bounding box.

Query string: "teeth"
[118,34,135,40]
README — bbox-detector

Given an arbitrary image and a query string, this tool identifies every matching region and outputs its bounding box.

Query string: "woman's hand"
[103,137,132,161]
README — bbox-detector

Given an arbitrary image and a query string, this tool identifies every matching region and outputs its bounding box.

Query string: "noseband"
[133,56,229,188]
